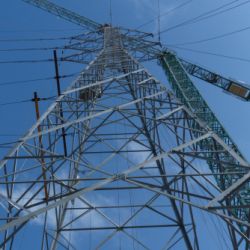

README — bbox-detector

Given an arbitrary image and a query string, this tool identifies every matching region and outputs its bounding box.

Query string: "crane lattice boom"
[179,57,250,101]
[22,0,101,31]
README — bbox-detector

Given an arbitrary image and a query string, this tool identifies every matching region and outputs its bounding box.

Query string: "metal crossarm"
[22,0,101,31]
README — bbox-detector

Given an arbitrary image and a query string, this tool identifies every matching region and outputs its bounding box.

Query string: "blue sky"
[1,0,250,161]
[1,0,250,249]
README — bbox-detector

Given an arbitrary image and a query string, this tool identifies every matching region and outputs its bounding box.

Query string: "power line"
[0,134,23,137]
[0,99,31,107]
[0,96,56,107]
[135,0,193,30]
[0,56,91,64]
[0,76,54,86]
[167,26,250,46]
[188,0,250,26]
[0,46,63,52]
[158,0,242,34]
[109,0,113,25]
[0,72,78,87]
[0,28,82,33]
[0,36,73,43]
[0,59,54,64]
[157,0,161,42]
[167,45,250,63]
[0,141,20,148]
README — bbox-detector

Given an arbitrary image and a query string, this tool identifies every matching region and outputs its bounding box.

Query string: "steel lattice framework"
[1,1,250,249]
[161,53,250,222]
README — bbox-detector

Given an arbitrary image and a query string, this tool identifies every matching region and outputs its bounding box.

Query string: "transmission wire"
[0,99,32,107]
[0,59,54,64]
[0,95,56,107]
[167,45,250,63]
[0,28,82,33]
[0,57,80,64]
[167,26,250,46]
[0,72,78,87]
[188,0,250,26]
[109,0,113,25]
[0,46,64,52]
[135,0,193,30]
[0,36,74,43]
[158,0,242,34]
[157,0,161,43]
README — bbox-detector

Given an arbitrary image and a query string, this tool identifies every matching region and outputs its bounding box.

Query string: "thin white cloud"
[128,0,190,34]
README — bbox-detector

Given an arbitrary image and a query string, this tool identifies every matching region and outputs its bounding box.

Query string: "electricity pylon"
[0,1,250,249]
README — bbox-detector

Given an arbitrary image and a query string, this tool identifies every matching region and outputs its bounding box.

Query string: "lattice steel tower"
[1,1,250,249]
